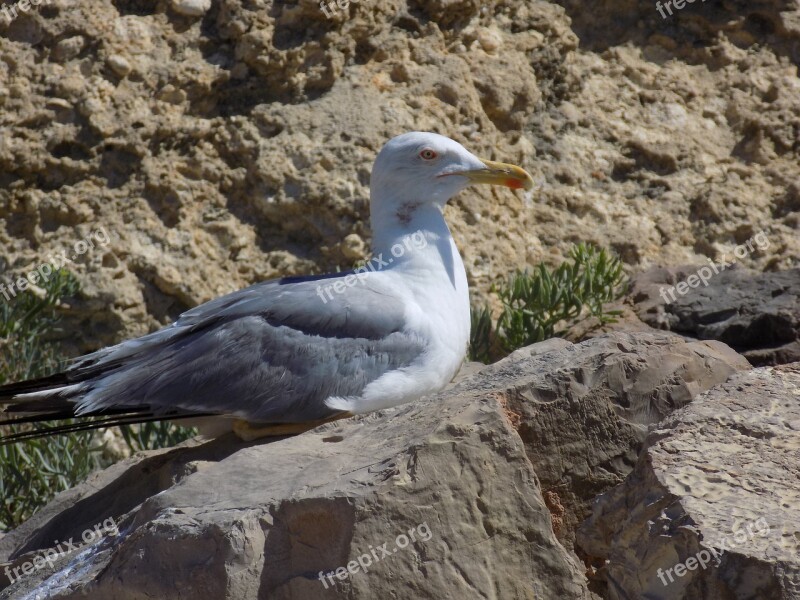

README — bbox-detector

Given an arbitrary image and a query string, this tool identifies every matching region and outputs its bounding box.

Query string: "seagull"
[0,132,533,442]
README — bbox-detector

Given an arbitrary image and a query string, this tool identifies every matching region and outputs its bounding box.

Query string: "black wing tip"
[0,372,70,400]
[0,412,210,446]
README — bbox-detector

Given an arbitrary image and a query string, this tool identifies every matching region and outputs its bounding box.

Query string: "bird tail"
[0,372,80,419]
[0,372,203,445]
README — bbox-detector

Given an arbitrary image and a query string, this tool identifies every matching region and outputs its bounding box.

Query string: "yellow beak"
[461,158,534,190]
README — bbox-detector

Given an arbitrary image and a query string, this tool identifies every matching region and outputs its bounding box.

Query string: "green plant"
[469,305,494,365]
[0,268,80,380]
[469,243,627,363]
[0,268,196,531]
[0,429,102,530]
[0,268,103,530]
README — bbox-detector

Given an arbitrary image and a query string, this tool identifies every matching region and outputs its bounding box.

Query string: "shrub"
[0,269,101,530]
[0,269,194,531]
[469,243,627,363]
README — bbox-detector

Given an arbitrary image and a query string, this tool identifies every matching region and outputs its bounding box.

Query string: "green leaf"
[468,243,627,364]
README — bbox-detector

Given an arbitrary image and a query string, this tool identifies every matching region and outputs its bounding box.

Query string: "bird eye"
[419,149,438,160]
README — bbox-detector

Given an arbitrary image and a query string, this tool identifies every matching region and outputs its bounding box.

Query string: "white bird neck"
[366,191,471,399]
[370,201,451,256]
[369,197,469,315]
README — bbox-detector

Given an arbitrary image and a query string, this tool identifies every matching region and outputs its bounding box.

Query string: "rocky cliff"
[1,0,798,354]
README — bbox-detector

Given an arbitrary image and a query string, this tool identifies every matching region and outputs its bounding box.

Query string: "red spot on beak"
[505,179,524,189]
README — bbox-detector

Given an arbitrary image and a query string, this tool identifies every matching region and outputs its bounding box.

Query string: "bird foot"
[232,412,354,442]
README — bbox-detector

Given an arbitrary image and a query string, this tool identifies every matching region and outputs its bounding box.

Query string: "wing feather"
[0,271,424,426]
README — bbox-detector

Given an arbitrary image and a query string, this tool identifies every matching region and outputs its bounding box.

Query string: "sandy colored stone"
[577,363,800,599]
[106,54,131,77]
[453,331,751,553]
[171,0,211,17]
[0,0,796,357]
[0,331,752,598]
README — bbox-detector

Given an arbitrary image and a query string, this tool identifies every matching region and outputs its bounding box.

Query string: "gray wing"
[62,271,424,423]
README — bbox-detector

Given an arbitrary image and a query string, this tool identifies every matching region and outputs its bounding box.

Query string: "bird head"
[370,132,534,214]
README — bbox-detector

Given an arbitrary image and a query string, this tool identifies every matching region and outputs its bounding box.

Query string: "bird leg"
[232,412,354,442]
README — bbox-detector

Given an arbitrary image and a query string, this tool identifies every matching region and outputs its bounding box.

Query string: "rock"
[476,27,503,53]
[455,332,750,551]
[106,54,131,77]
[339,232,366,260]
[51,36,85,63]
[417,0,482,28]
[631,266,800,366]
[562,300,658,342]
[170,0,211,17]
[0,332,749,598]
[577,363,800,599]
[0,348,598,598]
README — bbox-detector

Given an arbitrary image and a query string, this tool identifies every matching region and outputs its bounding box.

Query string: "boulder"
[631,266,800,366]
[578,363,800,599]
[0,332,749,599]
[461,332,750,552]
[0,359,590,599]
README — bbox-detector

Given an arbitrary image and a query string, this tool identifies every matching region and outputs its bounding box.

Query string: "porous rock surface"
[578,363,800,599]
[0,0,798,357]
[0,331,749,599]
